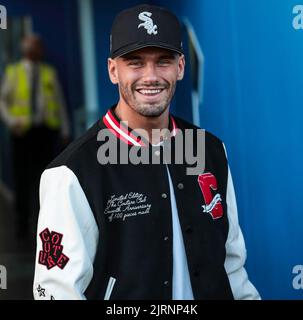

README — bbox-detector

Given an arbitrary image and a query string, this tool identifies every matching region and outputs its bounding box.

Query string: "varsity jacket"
[33,106,260,300]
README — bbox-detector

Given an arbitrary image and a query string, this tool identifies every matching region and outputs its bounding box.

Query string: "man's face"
[21,36,44,62]
[108,47,185,117]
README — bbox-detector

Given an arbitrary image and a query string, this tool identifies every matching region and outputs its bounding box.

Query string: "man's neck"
[114,101,170,145]
[22,58,40,66]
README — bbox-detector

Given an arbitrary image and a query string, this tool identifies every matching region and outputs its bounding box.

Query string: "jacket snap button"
[161,193,167,199]
[164,236,169,241]
[177,183,184,190]
[164,280,169,286]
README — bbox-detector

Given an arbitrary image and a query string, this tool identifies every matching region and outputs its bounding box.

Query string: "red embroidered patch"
[197,172,224,219]
[38,228,69,270]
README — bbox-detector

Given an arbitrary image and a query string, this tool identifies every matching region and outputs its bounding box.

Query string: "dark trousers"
[11,125,58,237]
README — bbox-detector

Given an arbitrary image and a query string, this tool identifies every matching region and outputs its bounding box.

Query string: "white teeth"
[138,89,162,95]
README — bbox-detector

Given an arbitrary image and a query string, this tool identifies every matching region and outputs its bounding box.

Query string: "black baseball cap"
[110,4,184,59]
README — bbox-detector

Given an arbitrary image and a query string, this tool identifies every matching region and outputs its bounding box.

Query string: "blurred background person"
[0,34,70,240]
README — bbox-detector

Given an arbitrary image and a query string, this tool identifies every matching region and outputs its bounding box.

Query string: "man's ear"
[108,58,119,84]
[177,55,185,81]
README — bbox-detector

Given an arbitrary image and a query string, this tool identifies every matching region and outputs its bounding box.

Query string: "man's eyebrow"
[121,53,177,61]
[158,54,176,60]
[121,55,142,61]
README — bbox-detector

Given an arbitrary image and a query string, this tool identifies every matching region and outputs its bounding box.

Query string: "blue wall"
[155,0,303,299]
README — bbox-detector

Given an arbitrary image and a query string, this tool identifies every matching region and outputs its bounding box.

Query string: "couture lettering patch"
[104,192,152,222]
[38,228,69,270]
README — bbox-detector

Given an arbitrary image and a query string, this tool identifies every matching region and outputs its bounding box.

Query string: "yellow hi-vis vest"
[6,62,61,130]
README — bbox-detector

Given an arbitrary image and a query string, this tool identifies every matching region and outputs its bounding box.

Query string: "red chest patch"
[197,172,224,219]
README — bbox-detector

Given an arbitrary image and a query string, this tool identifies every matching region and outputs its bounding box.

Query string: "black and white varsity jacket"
[33,106,260,300]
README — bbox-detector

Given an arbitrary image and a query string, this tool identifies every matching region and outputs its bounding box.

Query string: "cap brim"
[111,42,184,59]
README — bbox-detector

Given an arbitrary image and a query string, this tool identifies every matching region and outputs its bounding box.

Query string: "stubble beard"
[119,81,177,118]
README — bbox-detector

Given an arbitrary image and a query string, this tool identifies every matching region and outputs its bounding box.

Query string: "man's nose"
[142,63,159,82]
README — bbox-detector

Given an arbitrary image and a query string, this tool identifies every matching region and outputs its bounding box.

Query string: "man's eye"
[158,60,172,66]
[128,61,143,67]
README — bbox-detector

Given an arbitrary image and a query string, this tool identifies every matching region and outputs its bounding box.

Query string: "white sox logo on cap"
[110,4,183,58]
[138,11,158,35]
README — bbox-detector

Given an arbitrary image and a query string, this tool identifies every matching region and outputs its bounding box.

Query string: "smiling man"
[110,48,183,117]
[108,47,184,145]
[33,4,260,300]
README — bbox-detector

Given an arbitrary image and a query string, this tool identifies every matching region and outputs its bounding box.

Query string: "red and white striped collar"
[102,107,178,147]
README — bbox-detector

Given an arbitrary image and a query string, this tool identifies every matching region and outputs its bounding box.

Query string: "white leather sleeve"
[33,166,99,300]
[223,145,261,300]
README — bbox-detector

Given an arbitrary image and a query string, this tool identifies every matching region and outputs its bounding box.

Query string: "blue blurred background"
[0,0,302,299]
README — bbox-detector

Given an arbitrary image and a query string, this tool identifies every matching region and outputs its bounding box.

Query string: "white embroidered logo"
[202,193,222,214]
[104,192,152,222]
[138,11,158,35]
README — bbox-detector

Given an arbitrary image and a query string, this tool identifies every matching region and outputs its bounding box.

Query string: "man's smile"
[134,87,167,101]
[136,88,163,95]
